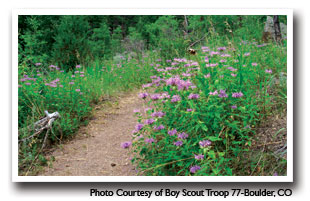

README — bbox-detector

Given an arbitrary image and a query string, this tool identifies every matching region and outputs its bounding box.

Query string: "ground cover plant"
[18,15,287,176]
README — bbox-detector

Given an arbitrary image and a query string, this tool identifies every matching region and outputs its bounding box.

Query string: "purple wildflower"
[151,111,165,118]
[69,82,74,85]
[231,73,237,77]
[135,123,144,131]
[209,90,218,96]
[168,129,177,136]
[199,140,212,148]
[194,154,204,160]
[139,92,148,99]
[232,92,244,98]
[76,65,81,68]
[231,105,237,109]
[133,109,140,113]
[25,82,31,85]
[218,47,226,51]
[145,138,155,144]
[188,93,200,99]
[218,90,228,98]
[150,94,161,100]
[182,73,191,77]
[142,83,153,88]
[174,141,183,146]
[187,108,193,112]
[265,69,272,74]
[144,118,155,125]
[75,89,81,92]
[154,125,165,131]
[171,95,181,103]
[121,141,132,149]
[190,165,201,173]
[252,63,258,66]
[177,132,189,139]
[35,63,42,66]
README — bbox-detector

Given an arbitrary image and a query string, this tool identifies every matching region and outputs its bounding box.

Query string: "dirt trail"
[41,91,144,176]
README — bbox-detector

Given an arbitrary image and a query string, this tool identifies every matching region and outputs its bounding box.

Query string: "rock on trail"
[41,91,144,176]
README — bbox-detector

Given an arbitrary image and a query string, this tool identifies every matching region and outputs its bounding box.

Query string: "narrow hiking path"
[41,91,144,176]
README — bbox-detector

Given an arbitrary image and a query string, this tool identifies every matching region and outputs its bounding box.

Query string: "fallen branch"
[19,111,60,142]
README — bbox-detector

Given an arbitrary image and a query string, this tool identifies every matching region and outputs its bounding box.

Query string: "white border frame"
[12,8,293,182]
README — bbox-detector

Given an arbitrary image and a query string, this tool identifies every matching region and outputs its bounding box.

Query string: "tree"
[52,16,91,70]
[273,15,282,42]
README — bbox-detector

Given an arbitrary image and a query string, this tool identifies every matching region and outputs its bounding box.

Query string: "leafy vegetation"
[18,15,287,176]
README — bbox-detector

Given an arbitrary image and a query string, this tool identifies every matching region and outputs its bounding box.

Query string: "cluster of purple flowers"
[144,118,155,125]
[171,95,181,103]
[232,92,244,98]
[209,90,218,96]
[201,46,210,52]
[206,63,218,67]
[154,125,165,131]
[188,93,200,99]
[190,165,201,173]
[220,54,231,57]
[20,75,36,83]
[218,47,226,51]
[133,109,140,113]
[151,111,165,118]
[218,90,228,98]
[210,51,220,56]
[177,132,189,139]
[150,93,161,100]
[182,73,191,77]
[135,123,144,131]
[174,141,183,146]
[121,141,132,149]
[139,92,149,99]
[168,129,177,136]
[199,140,212,148]
[165,76,193,91]
[194,154,204,160]
[145,138,155,144]
[265,69,272,74]
[227,66,238,71]
[45,78,60,88]
[142,83,153,88]
[231,105,237,109]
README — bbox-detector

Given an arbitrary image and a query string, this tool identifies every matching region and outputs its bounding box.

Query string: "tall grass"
[18,53,158,174]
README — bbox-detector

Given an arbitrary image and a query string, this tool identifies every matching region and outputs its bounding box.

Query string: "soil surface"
[41,91,144,176]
